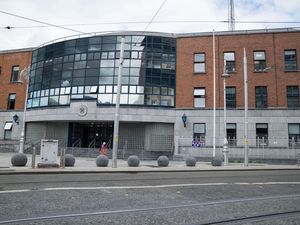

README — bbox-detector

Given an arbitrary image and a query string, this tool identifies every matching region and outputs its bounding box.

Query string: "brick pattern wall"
[0,50,32,111]
[176,32,300,109]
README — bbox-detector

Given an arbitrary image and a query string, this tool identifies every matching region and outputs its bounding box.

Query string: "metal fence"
[178,137,300,160]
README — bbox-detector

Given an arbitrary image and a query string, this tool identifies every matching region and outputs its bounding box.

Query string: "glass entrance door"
[70,122,113,148]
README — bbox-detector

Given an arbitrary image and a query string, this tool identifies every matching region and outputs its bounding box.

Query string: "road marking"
[0,194,300,224]
[1,182,300,194]
[0,189,30,194]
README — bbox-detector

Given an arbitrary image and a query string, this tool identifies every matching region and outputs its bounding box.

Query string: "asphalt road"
[0,170,300,225]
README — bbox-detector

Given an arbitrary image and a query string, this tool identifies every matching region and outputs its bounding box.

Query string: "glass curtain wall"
[28,34,176,108]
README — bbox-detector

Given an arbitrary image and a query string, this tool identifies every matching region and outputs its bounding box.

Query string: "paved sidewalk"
[0,153,299,174]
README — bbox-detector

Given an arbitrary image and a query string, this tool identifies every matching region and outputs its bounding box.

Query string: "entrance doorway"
[69,122,113,148]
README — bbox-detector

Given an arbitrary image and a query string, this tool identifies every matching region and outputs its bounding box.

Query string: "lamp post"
[11,66,30,167]
[112,36,125,168]
[18,66,30,153]
[221,60,230,165]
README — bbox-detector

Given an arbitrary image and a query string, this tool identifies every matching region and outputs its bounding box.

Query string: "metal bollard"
[60,148,66,168]
[31,146,36,168]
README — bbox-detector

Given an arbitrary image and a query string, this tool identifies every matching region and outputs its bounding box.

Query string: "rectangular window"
[285,49,297,71]
[256,123,268,146]
[11,66,19,82]
[7,93,16,110]
[4,121,13,140]
[224,52,236,72]
[255,86,268,108]
[288,124,300,147]
[227,123,237,147]
[194,88,205,108]
[226,87,236,108]
[287,86,299,107]
[0,66,2,74]
[194,53,205,73]
[193,123,206,143]
[254,51,266,72]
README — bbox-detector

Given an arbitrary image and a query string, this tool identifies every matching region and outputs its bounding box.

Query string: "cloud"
[0,0,299,50]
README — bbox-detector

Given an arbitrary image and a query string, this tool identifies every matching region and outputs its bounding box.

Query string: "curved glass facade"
[27,34,176,108]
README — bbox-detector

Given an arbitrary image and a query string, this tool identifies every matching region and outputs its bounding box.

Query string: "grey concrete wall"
[25,101,176,124]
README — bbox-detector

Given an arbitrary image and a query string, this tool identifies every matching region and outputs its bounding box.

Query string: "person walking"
[100,142,107,155]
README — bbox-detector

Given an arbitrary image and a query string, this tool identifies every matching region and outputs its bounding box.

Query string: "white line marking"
[1,182,300,194]
[0,189,30,194]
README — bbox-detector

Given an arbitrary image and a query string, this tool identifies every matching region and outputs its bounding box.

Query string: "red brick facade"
[176,31,300,109]
[0,49,32,111]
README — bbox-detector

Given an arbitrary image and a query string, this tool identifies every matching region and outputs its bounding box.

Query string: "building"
[1,28,300,160]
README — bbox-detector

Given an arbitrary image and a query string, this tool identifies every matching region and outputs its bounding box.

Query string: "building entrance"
[69,122,113,148]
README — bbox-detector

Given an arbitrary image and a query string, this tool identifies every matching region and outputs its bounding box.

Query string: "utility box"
[40,139,58,164]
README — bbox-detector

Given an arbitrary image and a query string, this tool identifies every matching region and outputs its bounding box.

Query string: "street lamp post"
[221,60,230,165]
[112,36,125,168]
[19,66,30,153]
[11,66,30,167]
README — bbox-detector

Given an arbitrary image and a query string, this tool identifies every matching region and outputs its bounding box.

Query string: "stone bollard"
[211,156,223,167]
[65,154,76,167]
[11,153,28,167]
[127,155,140,167]
[96,155,109,167]
[157,155,169,167]
[185,156,197,167]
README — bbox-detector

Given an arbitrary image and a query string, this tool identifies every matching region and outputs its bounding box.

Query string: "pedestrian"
[100,142,107,155]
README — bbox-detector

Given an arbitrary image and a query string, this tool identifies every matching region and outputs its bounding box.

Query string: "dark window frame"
[255,86,268,108]
[227,123,237,147]
[193,123,206,142]
[284,49,297,71]
[256,123,268,146]
[194,87,206,108]
[287,86,299,108]
[193,53,206,73]
[226,86,236,108]
[253,50,266,72]
[11,65,19,82]
[224,52,236,73]
[7,93,16,110]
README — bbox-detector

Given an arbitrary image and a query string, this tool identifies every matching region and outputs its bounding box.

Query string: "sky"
[0,0,300,51]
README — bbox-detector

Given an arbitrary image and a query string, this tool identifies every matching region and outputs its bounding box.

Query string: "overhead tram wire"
[132,0,168,46]
[2,20,300,30]
[0,10,85,34]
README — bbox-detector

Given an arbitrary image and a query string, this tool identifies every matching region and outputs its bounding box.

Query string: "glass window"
[11,66,19,82]
[100,60,114,67]
[59,95,70,105]
[254,51,266,72]
[40,97,48,106]
[145,95,160,105]
[98,94,112,104]
[255,86,268,108]
[226,87,236,108]
[194,88,205,108]
[224,52,236,72]
[288,124,300,147]
[128,94,144,105]
[74,61,86,69]
[98,86,105,93]
[194,53,205,73]
[193,123,206,141]
[7,93,16,110]
[49,96,59,106]
[256,123,268,146]
[4,121,13,140]
[227,123,237,147]
[90,86,98,93]
[285,50,297,71]
[287,86,299,107]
